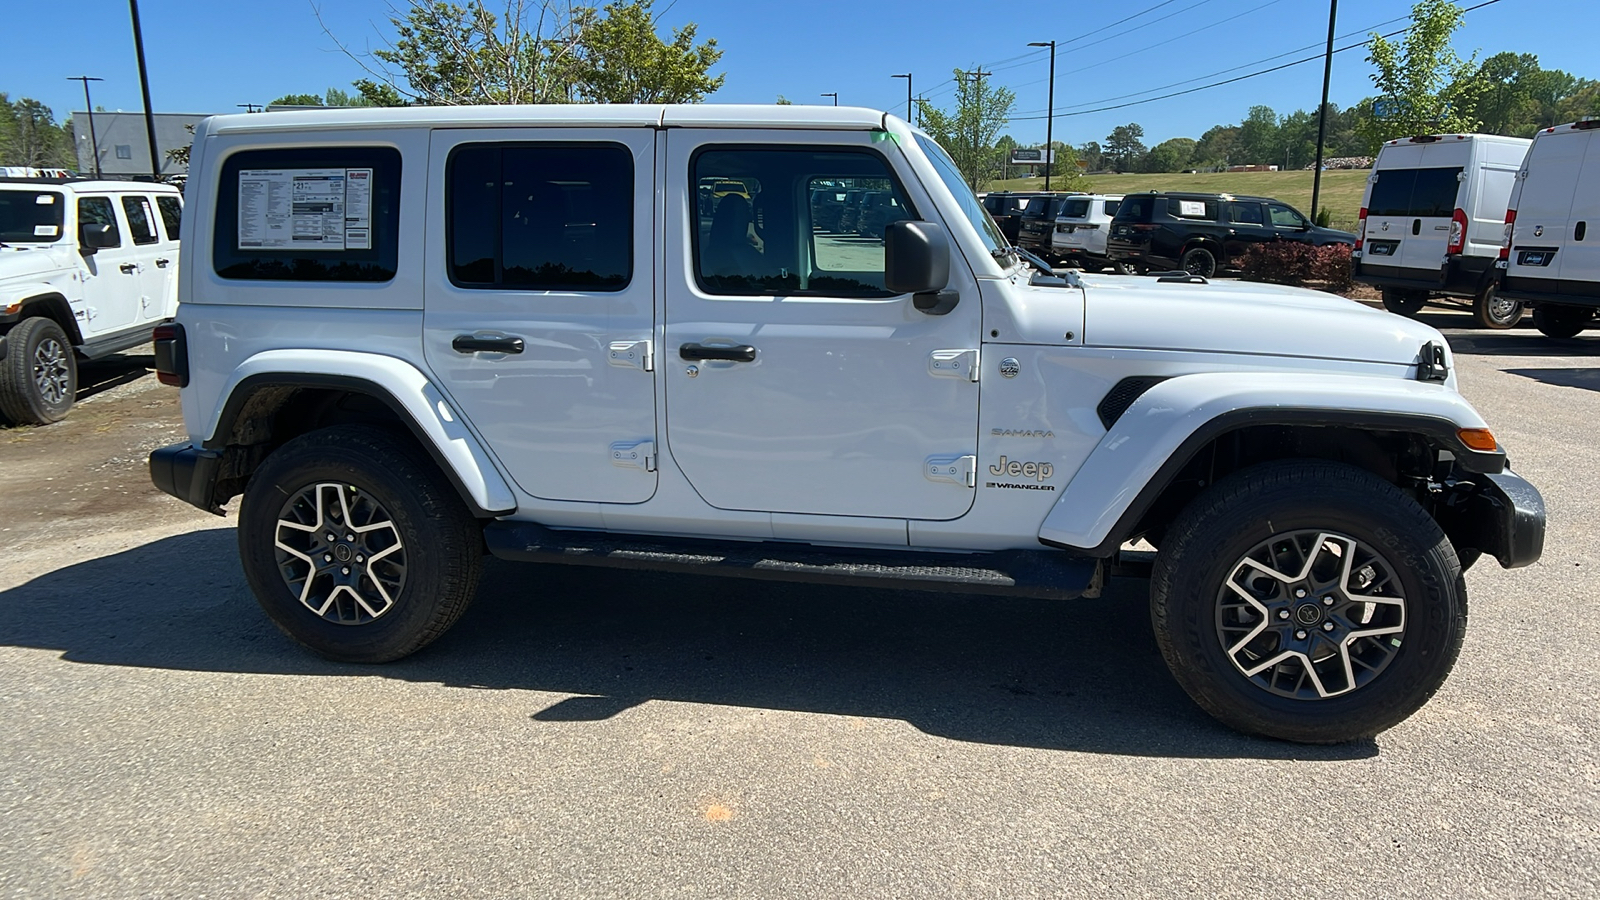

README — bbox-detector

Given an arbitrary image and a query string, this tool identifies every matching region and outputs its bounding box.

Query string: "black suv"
[1014,193,1085,256]
[980,191,1047,244]
[1106,191,1355,277]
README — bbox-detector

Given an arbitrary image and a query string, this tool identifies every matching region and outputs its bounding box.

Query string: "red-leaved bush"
[1239,242,1352,292]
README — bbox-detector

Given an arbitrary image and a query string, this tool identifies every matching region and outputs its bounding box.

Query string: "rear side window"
[1168,198,1219,221]
[1115,196,1153,221]
[156,195,182,241]
[122,196,158,245]
[0,190,65,242]
[1022,196,1053,216]
[447,143,632,291]
[1368,166,1463,217]
[78,197,120,247]
[1102,199,1121,217]
[212,146,401,282]
[1062,198,1090,218]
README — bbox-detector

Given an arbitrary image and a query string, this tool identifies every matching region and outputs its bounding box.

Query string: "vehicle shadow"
[1503,367,1600,392]
[0,528,1377,761]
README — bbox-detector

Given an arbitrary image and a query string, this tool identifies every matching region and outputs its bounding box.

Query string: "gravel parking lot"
[1,312,1596,899]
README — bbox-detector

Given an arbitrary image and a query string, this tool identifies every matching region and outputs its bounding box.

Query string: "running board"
[483,522,1102,600]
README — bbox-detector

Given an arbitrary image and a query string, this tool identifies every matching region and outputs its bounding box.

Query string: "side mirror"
[884,221,955,314]
[79,223,118,251]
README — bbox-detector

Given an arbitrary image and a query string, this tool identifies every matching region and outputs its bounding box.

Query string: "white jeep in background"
[0,177,183,424]
[149,105,1544,744]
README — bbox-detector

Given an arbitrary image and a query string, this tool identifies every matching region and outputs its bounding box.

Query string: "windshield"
[913,133,1009,257]
[0,189,65,243]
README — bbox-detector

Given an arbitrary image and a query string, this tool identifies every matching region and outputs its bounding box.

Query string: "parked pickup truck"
[0,177,183,424]
[148,105,1543,744]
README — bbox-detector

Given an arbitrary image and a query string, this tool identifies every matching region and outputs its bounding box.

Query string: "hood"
[1080,275,1442,366]
[0,244,76,283]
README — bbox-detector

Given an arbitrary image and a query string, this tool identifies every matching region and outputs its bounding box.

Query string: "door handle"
[1412,219,1421,235]
[679,343,757,362]
[452,334,525,354]
[155,258,170,268]
[119,263,139,274]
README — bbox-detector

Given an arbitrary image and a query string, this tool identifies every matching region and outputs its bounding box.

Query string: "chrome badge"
[999,358,1020,378]
[1534,225,1544,237]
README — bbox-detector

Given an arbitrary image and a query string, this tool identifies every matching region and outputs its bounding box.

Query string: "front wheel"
[0,316,77,425]
[1533,304,1591,339]
[1381,289,1426,317]
[1471,284,1522,329]
[238,424,483,663]
[1151,460,1466,743]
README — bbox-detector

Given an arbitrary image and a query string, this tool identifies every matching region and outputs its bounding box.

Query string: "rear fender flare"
[1037,371,1503,556]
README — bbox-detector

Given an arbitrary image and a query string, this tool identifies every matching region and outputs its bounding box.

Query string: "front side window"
[693,146,917,297]
[0,189,64,243]
[78,197,120,247]
[1269,203,1309,228]
[122,196,158,245]
[912,133,1008,257]
[156,195,182,241]
[447,143,632,291]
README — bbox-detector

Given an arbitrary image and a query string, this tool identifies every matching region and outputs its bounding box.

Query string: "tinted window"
[1102,199,1121,217]
[1368,166,1463,218]
[1227,201,1264,225]
[1062,198,1090,218]
[78,197,120,247]
[694,146,916,297]
[0,189,64,243]
[1115,196,1152,222]
[447,143,632,291]
[156,195,182,241]
[1022,196,1053,217]
[212,146,401,282]
[122,196,158,245]
[1269,203,1308,228]
[1168,197,1219,220]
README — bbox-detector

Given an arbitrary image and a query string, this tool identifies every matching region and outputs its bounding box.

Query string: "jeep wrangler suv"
[148,106,1543,744]
[0,177,183,424]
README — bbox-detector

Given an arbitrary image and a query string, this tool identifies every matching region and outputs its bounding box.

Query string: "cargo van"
[1353,134,1530,328]
[1497,119,1600,338]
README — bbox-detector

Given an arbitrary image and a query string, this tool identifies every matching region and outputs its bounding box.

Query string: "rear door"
[74,195,142,332]
[1560,131,1600,289]
[1401,147,1465,272]
[1507,131,1584,285]
[422,127,658,505]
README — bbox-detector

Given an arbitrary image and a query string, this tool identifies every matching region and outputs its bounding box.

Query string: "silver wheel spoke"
[273,482,406,625]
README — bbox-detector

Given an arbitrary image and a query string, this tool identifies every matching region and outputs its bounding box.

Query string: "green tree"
[1194,124,1238,168]
[916,69,1017,190]
[1357,0,1488,149]
[1103,123,1145,172]
[1077,140,1104,172]
[775,95,792,105]
[1234,105,1281,166]
[567,1,723,102]
[271,93,325,107]
[1143,137,1196,173]
[0,95,74,169]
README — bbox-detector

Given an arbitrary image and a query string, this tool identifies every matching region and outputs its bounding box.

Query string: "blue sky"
[3,0,1588,148]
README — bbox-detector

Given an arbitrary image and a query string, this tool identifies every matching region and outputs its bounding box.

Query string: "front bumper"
[1437,470,1546,569]
[149,441,225,515]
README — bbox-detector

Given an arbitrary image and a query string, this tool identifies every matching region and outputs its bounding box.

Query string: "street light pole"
[891,74,912,122]
[1028,41,1056,191]
[1311,0,1338,220]
[128,0,162,180]
[67,76,104,178]
[820,92,838,106]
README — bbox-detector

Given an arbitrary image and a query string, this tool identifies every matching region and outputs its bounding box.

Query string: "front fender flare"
[1037,371,1504,556]
[204,349,518,516]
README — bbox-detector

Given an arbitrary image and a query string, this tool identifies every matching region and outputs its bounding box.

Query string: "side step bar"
[484,521,1103,600]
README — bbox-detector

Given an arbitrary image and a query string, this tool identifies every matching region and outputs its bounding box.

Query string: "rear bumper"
[1353,254,1494,296]
[1437,470,1546,569]
[1498,271,1600,308]
[149,441,225,515]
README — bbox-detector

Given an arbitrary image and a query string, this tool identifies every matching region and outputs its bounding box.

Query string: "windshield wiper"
[1007,245,1055,276]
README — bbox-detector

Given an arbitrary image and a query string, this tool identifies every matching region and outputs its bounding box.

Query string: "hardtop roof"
[204,104,893,135]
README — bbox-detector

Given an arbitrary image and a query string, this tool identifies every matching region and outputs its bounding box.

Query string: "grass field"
[986,170,1370,231]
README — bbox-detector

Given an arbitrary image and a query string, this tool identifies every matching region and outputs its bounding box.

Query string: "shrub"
[1239,242,1352,291]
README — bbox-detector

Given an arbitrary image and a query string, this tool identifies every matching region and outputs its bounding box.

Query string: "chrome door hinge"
[924,454,977,488]
[609,439,656,472]
[608,340,653,372]
[929,348,979,382]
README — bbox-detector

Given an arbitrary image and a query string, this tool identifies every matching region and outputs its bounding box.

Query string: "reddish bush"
[1239,242,1352,292]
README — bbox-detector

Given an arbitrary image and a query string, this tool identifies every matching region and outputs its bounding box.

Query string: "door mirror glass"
[883,220,950,296]
[79,222,118,250]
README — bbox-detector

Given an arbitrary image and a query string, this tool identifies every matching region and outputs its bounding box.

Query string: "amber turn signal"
[1457,428,1498,452]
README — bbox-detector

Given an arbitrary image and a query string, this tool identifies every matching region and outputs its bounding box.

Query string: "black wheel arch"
[2,293,83,346]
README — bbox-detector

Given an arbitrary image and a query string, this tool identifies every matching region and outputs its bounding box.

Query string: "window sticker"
[237,167,374,250]
[35,224,59,236]
[36,194,55,204]
[1179,200,1207,217]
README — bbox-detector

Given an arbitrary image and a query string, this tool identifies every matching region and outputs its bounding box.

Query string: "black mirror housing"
[79,223,118,251]
[884,220,951,296]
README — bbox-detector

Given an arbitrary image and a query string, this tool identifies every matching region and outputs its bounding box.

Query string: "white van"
[1352,134,1530,328]
[1497,119,1600,338]
[1048,193,1123,270]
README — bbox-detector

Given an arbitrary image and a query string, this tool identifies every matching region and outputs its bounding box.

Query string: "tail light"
[152,322,188,388]
[1446,208,1467,255]
[1355,206,1367,252]
[1499,209,1516,261]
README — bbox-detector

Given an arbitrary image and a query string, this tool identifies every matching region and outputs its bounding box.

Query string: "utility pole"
[128,0,162,179]
[67,76,104,178]
[820,92,838,106]
[237,103,262,113]
[891,74,912,122]
[1028,41,1056,191]
[913,96,927,128]
[1311,0,1338,219]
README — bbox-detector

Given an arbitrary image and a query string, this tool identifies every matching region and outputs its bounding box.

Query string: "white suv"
[1047,193,1123,270]
[148,105,1544,743]
[0,177,183,423]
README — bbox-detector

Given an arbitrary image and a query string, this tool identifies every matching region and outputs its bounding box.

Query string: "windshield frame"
[0,188,67,244]
[911,133,1011,262]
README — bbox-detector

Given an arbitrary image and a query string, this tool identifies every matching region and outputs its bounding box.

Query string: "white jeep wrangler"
[0,177,183,423]
[148,106,1544,743]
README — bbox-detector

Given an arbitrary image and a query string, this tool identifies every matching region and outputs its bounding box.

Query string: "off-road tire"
[1471,283,1522,329]
[1180,246,1218,278]
[238,424,483,663]
[1381,289,1427,317]
[1150,460,1467,744]
[0,316,77,425]
[1533,304,1590,339]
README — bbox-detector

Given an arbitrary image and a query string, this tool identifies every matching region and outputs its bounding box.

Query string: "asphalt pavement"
[0,308,1595,898]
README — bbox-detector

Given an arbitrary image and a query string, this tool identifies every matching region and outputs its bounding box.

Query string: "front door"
[662,130,982,521]
[1223,200,1273,267]
[422,128,658,505]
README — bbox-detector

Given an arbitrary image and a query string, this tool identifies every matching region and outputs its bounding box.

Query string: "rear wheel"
[0,316,77,425]
[238,424,483,663]
[1533,304,1591,339]
[1180,246,1218,278]
[1151,460,1466,743]
[1381,289,1426,317]
[1471,283,1522,329]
